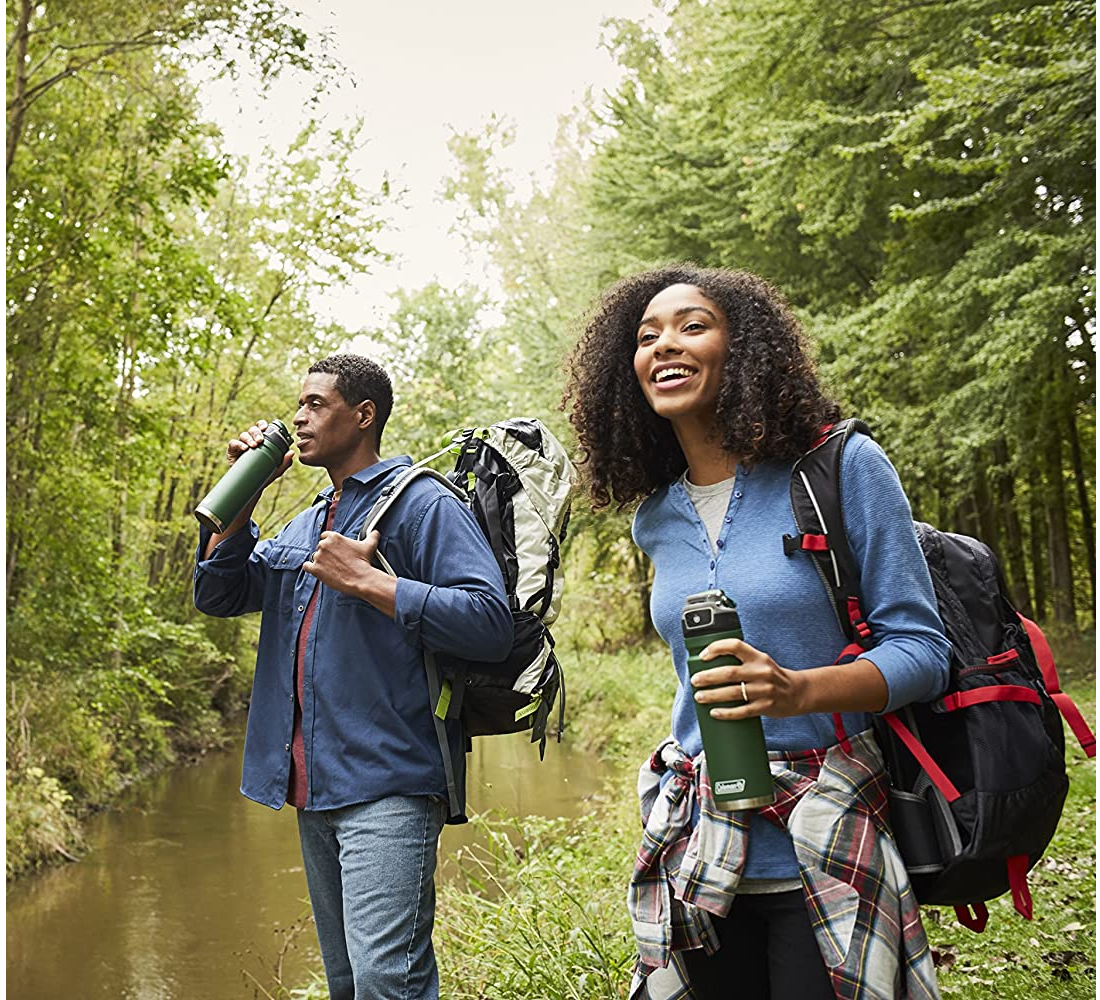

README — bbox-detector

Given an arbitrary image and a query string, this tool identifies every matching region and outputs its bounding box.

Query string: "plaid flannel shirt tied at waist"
[628,729,941,1000]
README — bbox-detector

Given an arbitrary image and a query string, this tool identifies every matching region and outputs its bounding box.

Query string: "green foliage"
[582,0,1095,623]
[6,766,83,879]
[374,281,499,462]
[6,0,394,876]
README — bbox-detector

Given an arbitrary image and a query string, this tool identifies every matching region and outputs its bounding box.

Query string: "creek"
[6,730,608,999]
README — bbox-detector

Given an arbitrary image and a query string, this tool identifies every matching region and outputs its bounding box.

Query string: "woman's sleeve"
[841,435,951,711]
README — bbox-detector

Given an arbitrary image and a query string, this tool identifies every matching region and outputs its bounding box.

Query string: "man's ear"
[357,399,377,433]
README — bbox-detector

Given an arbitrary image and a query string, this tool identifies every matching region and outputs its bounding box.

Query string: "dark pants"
[680,890,835,1000]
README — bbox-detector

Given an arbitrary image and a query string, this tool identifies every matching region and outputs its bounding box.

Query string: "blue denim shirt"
[194,456,513,815]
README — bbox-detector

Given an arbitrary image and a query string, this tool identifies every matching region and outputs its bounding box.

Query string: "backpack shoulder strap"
[784,418,873,642]
[356,461,467,820]
[357,464,465,546]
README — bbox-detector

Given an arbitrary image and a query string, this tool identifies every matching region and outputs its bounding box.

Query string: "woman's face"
[633,283,730,428]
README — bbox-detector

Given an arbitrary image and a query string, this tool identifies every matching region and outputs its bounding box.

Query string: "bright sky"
[199,0,662,334]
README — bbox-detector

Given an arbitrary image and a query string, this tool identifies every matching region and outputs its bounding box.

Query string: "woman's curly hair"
[562,264,840,509]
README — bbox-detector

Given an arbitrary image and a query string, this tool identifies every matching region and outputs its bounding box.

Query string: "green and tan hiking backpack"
[360,418,577,817]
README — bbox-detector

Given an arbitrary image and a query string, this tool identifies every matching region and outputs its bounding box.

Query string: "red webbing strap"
[939,686,1041,711]
[954,902,989,932]
[986,649,1019,665]
[1018,614,1058,690]
[1006,854,1033,920]
[884,712,961,802]
[830,599,873,755]
[830,633,870,754]
[1018,614,1097,758]
[1051,692,1097,758]
[831,713,852,754]
[801,534,829,551]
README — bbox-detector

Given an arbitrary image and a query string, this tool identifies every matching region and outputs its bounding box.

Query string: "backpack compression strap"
[1018,615,1097,757]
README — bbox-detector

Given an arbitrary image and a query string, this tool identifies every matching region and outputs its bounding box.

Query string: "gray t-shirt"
[680,472,736,552]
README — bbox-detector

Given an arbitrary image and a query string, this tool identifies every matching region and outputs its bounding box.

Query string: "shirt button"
[716,539,725,549]
[297,604,305,612]
[734,491,743,499]
[724,516,731,523]
[709,560,716,570]
[284,743,291,752]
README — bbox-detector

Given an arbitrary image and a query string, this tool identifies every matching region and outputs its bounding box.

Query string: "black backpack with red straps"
[783,418,1095,932]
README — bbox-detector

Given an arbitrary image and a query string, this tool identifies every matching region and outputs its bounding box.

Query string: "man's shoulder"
[367,467,471,533]
[388,470,467,520]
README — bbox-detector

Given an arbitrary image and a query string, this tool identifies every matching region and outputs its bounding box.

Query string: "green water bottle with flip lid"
[194,419,293,533]
[682,589,775,810]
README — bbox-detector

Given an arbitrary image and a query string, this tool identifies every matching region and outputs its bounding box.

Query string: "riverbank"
[6,650,248,880]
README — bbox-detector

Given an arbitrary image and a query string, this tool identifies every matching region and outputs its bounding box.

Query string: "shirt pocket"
[264,542,310,612]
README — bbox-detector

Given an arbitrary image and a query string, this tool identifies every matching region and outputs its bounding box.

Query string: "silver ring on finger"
[741,681,749,702]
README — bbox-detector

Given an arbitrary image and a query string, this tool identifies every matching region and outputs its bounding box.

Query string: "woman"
[563,265,950,1000]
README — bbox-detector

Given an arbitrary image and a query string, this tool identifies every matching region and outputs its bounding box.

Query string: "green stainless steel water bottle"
[682,590,775,810]
[194,419,292,533]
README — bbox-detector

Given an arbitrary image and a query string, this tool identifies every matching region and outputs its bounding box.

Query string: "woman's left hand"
[691,637,809,719]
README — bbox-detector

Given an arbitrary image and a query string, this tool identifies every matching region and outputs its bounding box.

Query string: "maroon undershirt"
[287,495,338,809]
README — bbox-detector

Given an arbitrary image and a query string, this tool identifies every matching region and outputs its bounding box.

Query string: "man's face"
[292,373,369,469]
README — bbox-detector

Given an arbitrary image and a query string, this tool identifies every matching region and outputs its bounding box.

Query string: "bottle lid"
[264,419,293,450]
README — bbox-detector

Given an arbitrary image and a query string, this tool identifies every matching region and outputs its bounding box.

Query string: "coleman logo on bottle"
[715,779,746,794]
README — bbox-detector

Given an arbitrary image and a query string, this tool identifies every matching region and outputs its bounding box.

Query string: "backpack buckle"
[783,533,829,556]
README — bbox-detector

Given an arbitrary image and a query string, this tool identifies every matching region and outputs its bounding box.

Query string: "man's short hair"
[308,354,394,445]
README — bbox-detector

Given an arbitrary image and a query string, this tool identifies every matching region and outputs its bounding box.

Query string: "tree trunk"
[7,0,33,173]
[991,438,1032,616]
[1044,435,1076,625]
[1029,493,1049,622]
[972,456,998,551]
[1064,402,1095,618]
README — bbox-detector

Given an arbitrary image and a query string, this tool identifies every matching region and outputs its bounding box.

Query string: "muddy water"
[6,731,607,1000]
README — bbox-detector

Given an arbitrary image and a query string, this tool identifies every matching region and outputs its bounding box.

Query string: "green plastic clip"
[513,694,541,722]
[435,679,452,720]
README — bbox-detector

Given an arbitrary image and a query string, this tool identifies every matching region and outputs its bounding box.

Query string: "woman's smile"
[634,283,729,424]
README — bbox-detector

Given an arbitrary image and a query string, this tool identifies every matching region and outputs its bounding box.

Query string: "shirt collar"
[312,455,413,505]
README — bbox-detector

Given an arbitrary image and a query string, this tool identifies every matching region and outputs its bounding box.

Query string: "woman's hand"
[691,638,890,719]
[691,637,808,719]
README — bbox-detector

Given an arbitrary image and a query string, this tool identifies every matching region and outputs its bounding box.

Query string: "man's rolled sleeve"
[394,577,433,635]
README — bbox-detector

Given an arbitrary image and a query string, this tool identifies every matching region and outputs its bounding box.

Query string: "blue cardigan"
[632,434,950,878]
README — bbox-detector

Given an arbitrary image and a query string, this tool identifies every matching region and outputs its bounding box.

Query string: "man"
[194,354,512,999]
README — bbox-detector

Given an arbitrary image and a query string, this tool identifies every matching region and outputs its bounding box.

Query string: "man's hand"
[304,529,397,619]
[203,419,292,558]
[227,419,293,485]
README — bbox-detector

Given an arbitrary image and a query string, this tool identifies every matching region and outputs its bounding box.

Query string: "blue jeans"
[297,795,447,1000]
